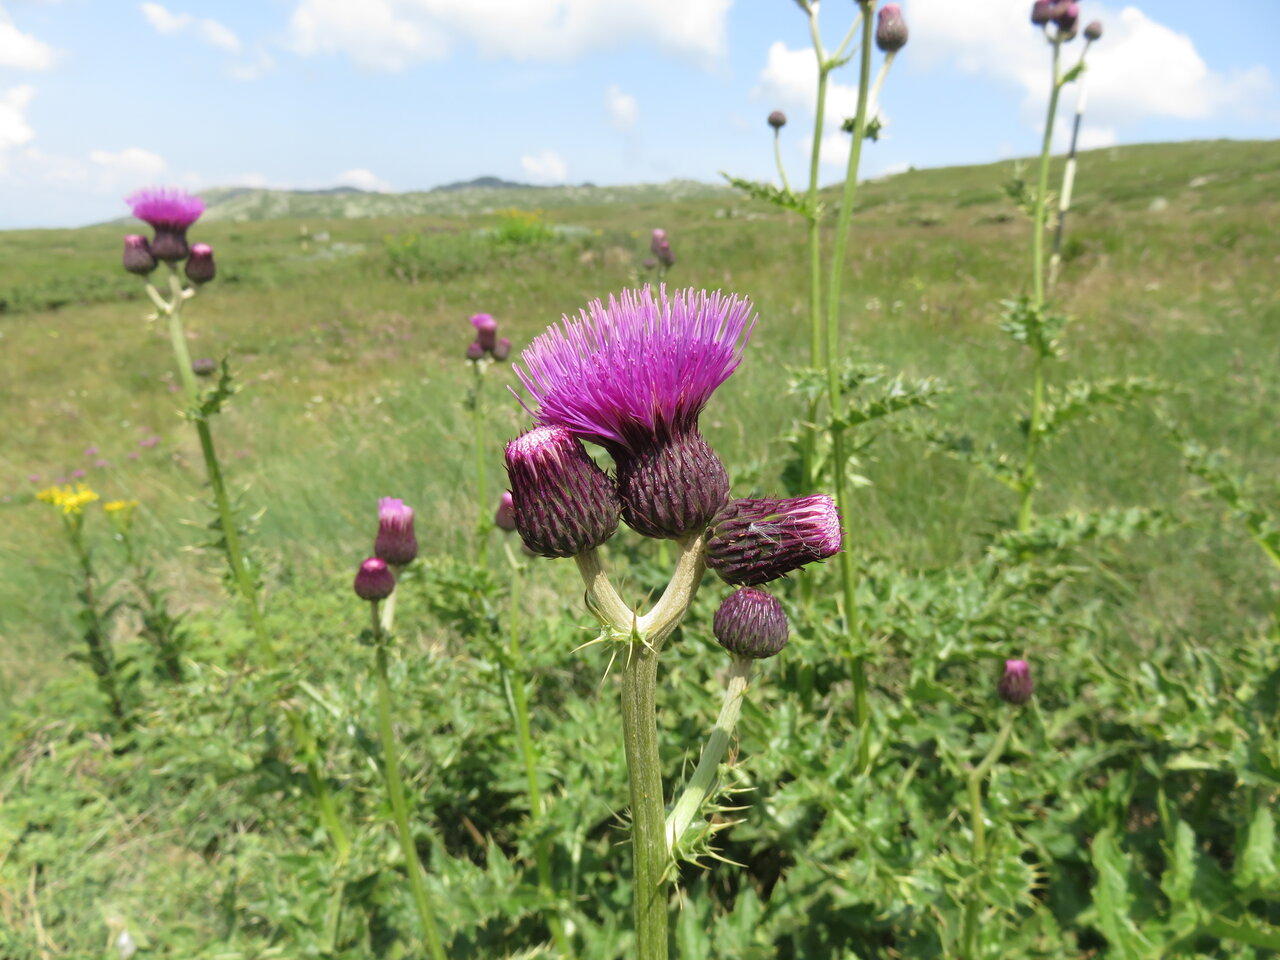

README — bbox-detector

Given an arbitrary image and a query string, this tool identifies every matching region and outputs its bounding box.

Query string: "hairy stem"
[962,712,1018,958]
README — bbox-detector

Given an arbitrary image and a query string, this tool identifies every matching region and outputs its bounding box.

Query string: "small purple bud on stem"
[122,235,157,275]
[767,110,787,129]
[494,491,517,532]
[706,494,842,585]
[1084,20,1103,41]
[875,3,908,53]
[185,243,216,284]
[655,239,675,268]
[1054,1,1080,38]
[192,357,218,378]
[1030,1,1055,25]
[505,425,621,558]
[354,556,396,601]
[998,659,1034,705]
[713,587,789,659]
[466,341,485,361]
[375,497,418,566]
[471,313,498,352]
[493,336,512,361]
[616,430,728,540]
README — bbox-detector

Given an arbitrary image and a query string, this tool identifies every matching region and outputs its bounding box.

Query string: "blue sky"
[1,0,1277,228]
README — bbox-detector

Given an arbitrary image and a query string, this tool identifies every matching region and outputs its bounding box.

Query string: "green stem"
[824,1,876,771]
[472,361,489,568]
[801,8,831,494]
[772,130,792,196]
[665,657,753,851]
[371,608,449,960]
[69,519,125,721]
[963,712,1018,958]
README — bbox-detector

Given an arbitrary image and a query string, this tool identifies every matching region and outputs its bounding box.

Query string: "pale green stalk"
[962,712,1017,957]
[369,603,448,960]
[772,130,792,195]
[823,2,876,770]
[472,361,490,567]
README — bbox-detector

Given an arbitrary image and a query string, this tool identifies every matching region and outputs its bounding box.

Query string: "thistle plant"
[506,285,839,958]
[122,186,350,858]
[36,484,128,722]
[465,312,511,567]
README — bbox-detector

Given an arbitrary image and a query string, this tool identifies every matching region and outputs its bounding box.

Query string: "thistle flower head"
[192,357,218,377]
[654,239,675,268]
[494,491,517,532]
[122,235,157,276]
[1084,19,1103,41]
[1030,0,1055,25]
[875,3,909,53]
[649,228,667,252]
[375,497,418,566]
[706,495,842,585]
[471,313,498,352]
[1054,1,1080,36]
[466,341,485,361]
[125,187,205,231]
[493,336,512,362]
[998,659,1034,705]
[713,587,789,659]
[767,110,787,129]
[504,425,621,557]
[185,243,216,285]
[354,556,396,602]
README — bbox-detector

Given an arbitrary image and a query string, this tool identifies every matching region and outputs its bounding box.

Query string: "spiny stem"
[370,606,449,960]
[962,712,1018,958]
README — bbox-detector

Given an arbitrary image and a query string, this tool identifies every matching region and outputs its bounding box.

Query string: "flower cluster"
[37,484,100,515]
[649,229,675,269]
[1030,1,1098,41]
[467,313,511,362]
[122,187,216,285]
[353,499,420,603]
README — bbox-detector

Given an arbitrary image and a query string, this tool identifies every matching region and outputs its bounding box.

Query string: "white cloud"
[0,84,35,162]
[606,84,638,129]
[755,41,861,171]
[0,10,58,69]
[89,146,167,183]
[1077,125,1118,150]
[286,0,730,71]
[907,0,1275,139]
[140,3,242,54]
[335,167,391,191]
[5,142,168,194]
[521,149,567,184]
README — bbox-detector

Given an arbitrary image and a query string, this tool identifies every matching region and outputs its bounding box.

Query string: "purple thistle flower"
[649,229,667,254]
[768,110,787,129]
[354,556,396,602]
[1084,20,1103,41]
[1054,1,1080,37]
[514,285,754,539]
[185,243,216,285]
[466,341,485,361]
[655,239,675,269]
[875,3,908,53]
[494,491,517,532]
[84,446,98,457]
[998,659,1034,705]
[492,336,512,362]
[713,587,789,659]
[1030,1,1055,25]
[125,187,205,263]
[28,473,40,484]
[94,458,109,468]
[375,497,418,567]
[471,313,498,352]
[122,235,157,276]
[139,435,160,448]
[706,495,842,585]
[71,468,86,479]
[504,425,621,558]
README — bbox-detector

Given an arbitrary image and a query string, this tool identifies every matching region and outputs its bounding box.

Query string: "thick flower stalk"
[509,284,835,960]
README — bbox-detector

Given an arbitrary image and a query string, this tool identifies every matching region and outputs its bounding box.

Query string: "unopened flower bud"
[185,243,216,284]
[493,336,512,361]
[655,239,675,268]
[767,110,787,129]
[494,491,517,532]
[505,425,621,558]
[375,497,418,566]
[616,431,728,540]
[1084,19,1103,41]
[466,341,485,361]
[354,556,395,601]
[1054,1,1079,36]
[471,313,498,352]
[876,3,908,53]
[713,587,789,659]
[706,494,842,585]
[1030,0,1055,25]
[998,659,1034,705]
[192,357,218,377]
[122,235,157,275]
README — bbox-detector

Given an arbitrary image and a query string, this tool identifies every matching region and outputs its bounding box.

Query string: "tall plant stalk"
[961,713,1017,957]
[472,361,490,568]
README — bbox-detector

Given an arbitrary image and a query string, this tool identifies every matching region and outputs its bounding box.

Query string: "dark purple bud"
[714,587,789,659]
[655,239,675,268]
[615,430,728,541]
[1054,1,1079,37]
[1084,19,1103,41]
[122,235,157,276]
[642,258,657,269]
[767,110,787,129]
[998,659,1034,705]
[493,336,512,361]
[185,243,216,284]
[706,494,842,585]
[354,556,396,601]
[150,228,190,263]
[192,357,218,378]
[1030,1,1055,25]
[471,313,498,352]
[494,491,517,532]
[375,497,418,566]
[876,3,908,53]
[505,425,621,558]
[466,341,485,361]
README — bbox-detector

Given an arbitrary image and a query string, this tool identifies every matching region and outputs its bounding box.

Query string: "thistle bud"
[1030,0,1055,25]
[875,3,908,53]
[122,235,157,276]
[375,497,418,566]
[1054,1,1079,36]
[713,587,789,659]
[471,313,498,352]
[466,341,485,361]
[998,659,1034,705]
[1084,20,1103,41]
[493,337,512,361]
[354,556,395,601]
[150,228,190,264]
[505,425,621,558]
[494,491,517,532]
[655,239,675,268]
[706,494,842,585]
[192,357,218,378]
[185,243,216,284]
[767,110,787,129]
[615,431,728,540]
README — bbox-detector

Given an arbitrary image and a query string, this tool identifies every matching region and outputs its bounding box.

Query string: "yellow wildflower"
[36,484,100,515]
[103,499,139,514]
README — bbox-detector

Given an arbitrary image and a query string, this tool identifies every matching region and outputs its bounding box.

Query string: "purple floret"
[125,187,206,229]
[514,285,755,456]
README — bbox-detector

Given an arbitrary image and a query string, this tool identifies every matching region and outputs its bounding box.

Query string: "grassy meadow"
[1,138,1279,957]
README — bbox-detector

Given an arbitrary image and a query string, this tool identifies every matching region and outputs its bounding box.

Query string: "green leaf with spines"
[720,173,818,220]
[1033,376,1165,441]
[999,296,1067,358]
